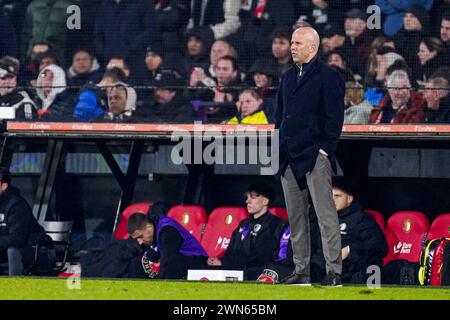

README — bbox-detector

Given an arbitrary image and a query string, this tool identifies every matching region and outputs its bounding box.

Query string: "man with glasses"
[206,182,282,280]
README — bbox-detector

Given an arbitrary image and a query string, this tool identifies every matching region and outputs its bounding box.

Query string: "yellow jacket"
[227,110,269,124]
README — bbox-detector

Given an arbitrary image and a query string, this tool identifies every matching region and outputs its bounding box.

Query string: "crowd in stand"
[0,0,450,124]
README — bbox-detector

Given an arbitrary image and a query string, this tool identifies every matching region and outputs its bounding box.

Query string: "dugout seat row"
[113,203,290,258]
[364,210,450,266]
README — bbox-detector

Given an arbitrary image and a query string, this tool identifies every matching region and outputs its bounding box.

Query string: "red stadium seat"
[365,209,385,230]
[167,205,208,241]
[200,207,249,258]
[113,202,152,240]
[386,211,430,263]
[269,207,288,220]
[383,227,401,266]
[426,213,450,240]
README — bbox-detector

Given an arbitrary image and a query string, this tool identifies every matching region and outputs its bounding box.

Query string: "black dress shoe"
[321,271,342,287]
[279,273,311,286]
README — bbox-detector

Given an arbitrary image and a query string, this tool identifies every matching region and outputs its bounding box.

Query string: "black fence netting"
[0,0,449,125]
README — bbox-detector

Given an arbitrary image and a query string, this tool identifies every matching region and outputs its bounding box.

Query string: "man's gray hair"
[386,70,411,89]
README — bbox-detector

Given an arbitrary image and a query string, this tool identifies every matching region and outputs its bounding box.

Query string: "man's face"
[216,59,237,86]
[0,74,17,96]
[237,92,262,117]
[441,19,450,43]
[423,82,444,110]
[245,192,269,215]
[291,30,314,64]
[131,223,154,245]
[108,87,127,115]
[332,188,353,212]
[404,13,422,31]
[73,51,93,75]
[388,78,411,109]
[321,35,344,54]
[155,88,175,104]
[345,18,366,38]
[145,53,162,71]
[187,36,204,56]
[210,41,231,66]
[272,37,291,60]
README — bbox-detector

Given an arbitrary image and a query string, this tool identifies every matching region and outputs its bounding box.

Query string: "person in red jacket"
[369,70,425,124]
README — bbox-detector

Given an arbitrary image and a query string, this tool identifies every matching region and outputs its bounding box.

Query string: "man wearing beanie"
[207,182,283,280]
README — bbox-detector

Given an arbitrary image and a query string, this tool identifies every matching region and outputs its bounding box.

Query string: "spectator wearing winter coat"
[343,8,378,77]
[140,71,196,123]
[423,76,450,123]
[320,23,348,56]
[0,57,37,121]
[344,82,373,124]
[184,26,215,74]
[326,49,356,82]
[416,37,448,82]
[246,58,278,120]
[369,70,425,124]
[393,4,433,71]
[34,64,74,121]
[66,49,103,89]
[21,0,74,64]
[375,0,434,37]
[270,26,293,78]
[72,67,128,122]
[227,89,269,125]
[187,0,241,40]
[311,179,388,284]
[103,83,137,122]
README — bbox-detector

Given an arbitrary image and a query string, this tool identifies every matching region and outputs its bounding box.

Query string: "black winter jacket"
[0,186,51,252]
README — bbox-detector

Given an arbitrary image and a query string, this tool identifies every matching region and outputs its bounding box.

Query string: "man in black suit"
[275,27,345,286]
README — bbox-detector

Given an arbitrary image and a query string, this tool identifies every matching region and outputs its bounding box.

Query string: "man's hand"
[207,257,222,266]
[341,245,350,260]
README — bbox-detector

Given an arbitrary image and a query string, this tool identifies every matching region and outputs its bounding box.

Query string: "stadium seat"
[167,205,208,241]
[365,209,385,230]
[386,211,430,263]
[382,227,401,266]
[113,202,152,240]
[426,213,450,240]
[269,207,288,220]
[200,207,249,258]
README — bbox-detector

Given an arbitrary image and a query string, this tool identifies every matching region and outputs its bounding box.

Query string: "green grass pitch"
[0,277,449,300]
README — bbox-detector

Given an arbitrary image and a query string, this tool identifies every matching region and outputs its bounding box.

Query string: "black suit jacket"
[275,58,345,179]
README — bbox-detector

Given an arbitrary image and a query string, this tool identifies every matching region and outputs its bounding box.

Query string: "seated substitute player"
[207,183,283,279]
[310,179,388,284]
